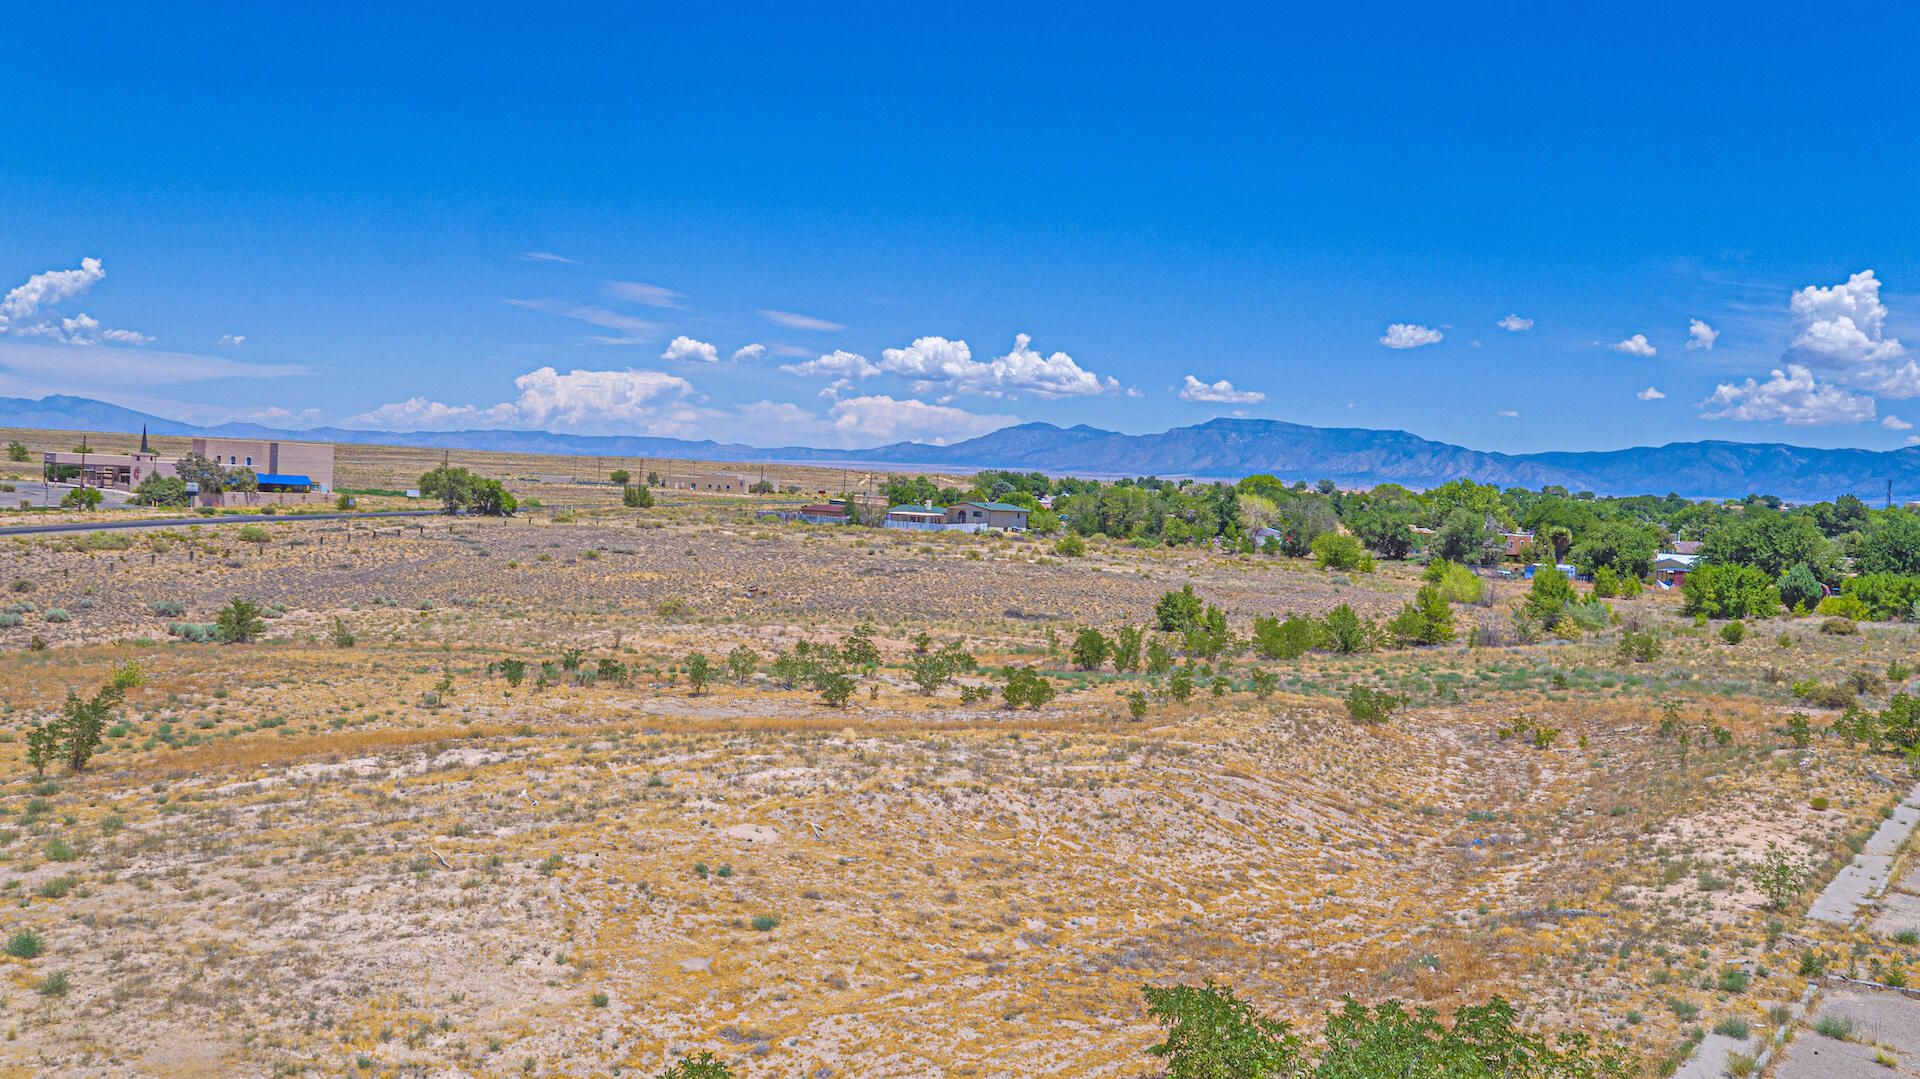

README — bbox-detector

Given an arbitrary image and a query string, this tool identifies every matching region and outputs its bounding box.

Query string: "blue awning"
[254,474,313,487]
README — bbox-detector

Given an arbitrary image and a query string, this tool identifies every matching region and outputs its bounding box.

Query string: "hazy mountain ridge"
[14,395,1920,500]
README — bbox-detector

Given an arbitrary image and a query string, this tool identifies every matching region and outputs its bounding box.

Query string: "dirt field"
[0,500,1913,1078]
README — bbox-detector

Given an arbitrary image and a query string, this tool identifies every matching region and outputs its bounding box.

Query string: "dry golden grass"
[0,511,1907,1077]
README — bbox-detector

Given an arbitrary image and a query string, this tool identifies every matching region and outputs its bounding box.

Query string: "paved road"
[0,499,712,537]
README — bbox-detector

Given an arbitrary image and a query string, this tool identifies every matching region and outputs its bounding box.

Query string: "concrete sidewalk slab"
[1809,855,1895,923]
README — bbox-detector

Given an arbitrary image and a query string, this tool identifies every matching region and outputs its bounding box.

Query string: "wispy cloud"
[604,281,683,308]
[505,298,659,344]
[219,334,245,348]
[759,309,845,332]
[517,252,577,263]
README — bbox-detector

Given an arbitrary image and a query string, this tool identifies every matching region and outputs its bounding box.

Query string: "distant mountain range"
[14,394,1920,501]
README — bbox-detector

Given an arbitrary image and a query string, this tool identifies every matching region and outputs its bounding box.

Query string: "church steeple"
[140,425,150,453]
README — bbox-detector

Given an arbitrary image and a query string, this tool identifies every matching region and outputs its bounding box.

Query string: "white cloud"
[506,299,658,344]
[1497,314,1533,332]
[660,335,720,364]
[781,349,880,380]
[730,343,767,363]
[220,334,245,348]
[759,309,845,332]
[1698,364,1875,426]
[1636,386,1666,401]
[0,258,151,344]
[1613,334,1657,357]
[242,406,323,427]
[1497,409,1519,418]
[1686,319,1717,351]
[1883,415,1913,430]
[826,395,1016,445]
[19,312,154,346]
[604,281,683,308]
[0,340,306,385]
[1178,375,1265,404]
[769,344,814,358]
[878,333,1119,398]
[1379,323,1443,349]
[0,257,105,326]
[346,366,701,435]
[517,252,576,263]
[1783,269,1912,395]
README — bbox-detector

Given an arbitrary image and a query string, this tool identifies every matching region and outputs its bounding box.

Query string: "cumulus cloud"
[1178,375,1265,404]
[660,335,720,364]
[1379,323,1443,349]
[1699,364,1875,426]
[1883,415,1913,430]
[781,350,879,380]
[1497,314,1533,332]
[505,299,659,344]
[1686,319,1717,351]
[1782,269,1913,395]
[1636,386,1666,401]
[0,258,151,344]
[1613,334,1657,357]
[877,334,1119,398]
[759,309,845,332]
[604,281,683,308]
[220,334,245,348]
[345,366,699,435]
[730,343,767,363]
[826,395,1016,444]
[0,258,105,326]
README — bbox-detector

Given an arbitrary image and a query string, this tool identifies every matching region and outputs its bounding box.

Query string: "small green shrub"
[6,929,44,958]
[750,914,780,932]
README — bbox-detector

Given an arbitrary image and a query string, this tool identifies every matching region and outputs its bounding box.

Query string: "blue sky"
[6,3,1920,452]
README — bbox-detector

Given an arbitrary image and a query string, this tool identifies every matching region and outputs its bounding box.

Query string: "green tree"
[469,477,517,516]
[418,465,475,515]
[1112,625,1145,671]
[133,473,189,507]
[1318,605,1371,654]
[655,1051,732,1079]
[60,487,103,510]
[225,467,258,494]
[608,469,630,486]
[726,646,758,683]
[623,484,655,508]
[1311,532,1373,572]
[1252,615,1317,659]
[1682,564,1780,619]
[1777,563,1823,612]
[59,662,141,772]
[816,670,855,707]
[910,653,952,695]
[1387,585,1456,645]
[1001,666,1055,709]
[1155,585,1205,631]
[1702,510,1834,578]
[1522,568,1576,631]
[5,440,26,462]
[1430,508,1489,564]
[1570,520,1658,578]
[684,652,711,695]
[1143,979,1307,1079]
[174,451,227,494]
[214,598,266,643]
[1852,511,1920,576]
[1071,628,1111,670]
